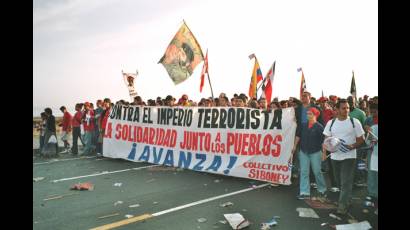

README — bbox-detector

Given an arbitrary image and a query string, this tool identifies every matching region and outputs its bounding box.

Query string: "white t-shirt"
[323,117,365,160]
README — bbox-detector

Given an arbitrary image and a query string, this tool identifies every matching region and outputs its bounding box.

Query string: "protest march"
[34,6,378,229]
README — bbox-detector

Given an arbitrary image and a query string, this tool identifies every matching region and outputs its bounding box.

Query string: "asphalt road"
[33,151,378,230]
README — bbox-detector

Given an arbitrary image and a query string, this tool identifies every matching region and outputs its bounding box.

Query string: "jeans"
[322,152,337,188]
[354,148,369,184]
[298,150,327,195]
[367,151,378,198]
[72,127,81,154]
[92,127,99,147]
[83,131,94,154]
[331,158,356,212]
[39,135,45,151]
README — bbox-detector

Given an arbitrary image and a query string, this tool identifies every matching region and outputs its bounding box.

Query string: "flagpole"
[206,49,214,100]
[207,72,215,100]
[256,74,267,92]
[182,19,205,59]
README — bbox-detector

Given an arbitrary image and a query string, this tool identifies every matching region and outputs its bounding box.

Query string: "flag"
[158,21,204,85]
[260,61,276,104]
[350,70,358,106]
[350,70,357,98]
[298,67,306,98]
[248,54,263,98]
[122,71,138,100]
[200,49,208,93]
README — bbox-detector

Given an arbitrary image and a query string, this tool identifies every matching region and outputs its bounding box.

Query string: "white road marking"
[52,165,160,183]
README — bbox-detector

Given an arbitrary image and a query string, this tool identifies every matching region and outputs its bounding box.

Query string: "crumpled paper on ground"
[223,213,250,229]
[70,182,94,191]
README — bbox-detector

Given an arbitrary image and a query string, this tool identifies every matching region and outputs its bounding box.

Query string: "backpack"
[329,117,355,132]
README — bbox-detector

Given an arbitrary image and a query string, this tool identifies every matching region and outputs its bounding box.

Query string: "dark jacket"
[298,122,324,154]
[46,115,56,133]
[295,104,324,138]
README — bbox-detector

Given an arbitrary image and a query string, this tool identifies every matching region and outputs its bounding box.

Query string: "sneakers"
[317,192,329,203]
[58,149,69,154]
[336,208,348,215]
[354,182,367,187]
[330,187,340,192]
[310,183,318,189]
[297,194,310,200]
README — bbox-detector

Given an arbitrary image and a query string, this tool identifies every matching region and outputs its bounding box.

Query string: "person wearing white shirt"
[323,99,365,215]
[365,104,378,215]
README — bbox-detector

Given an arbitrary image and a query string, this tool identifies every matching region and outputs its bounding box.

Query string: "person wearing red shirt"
[97,98,111,156]
[82,102,95,155]
[71,103,83,155]
[59,106,72,152]
[318,97,334,124]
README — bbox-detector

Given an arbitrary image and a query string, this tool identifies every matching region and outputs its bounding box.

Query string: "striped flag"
[199,50,208,93]
[248,54,263,99]
[298,67,307,99]
[260,61,276,104]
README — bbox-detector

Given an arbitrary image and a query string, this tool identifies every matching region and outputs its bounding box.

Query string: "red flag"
[200,50,208,93]
[263,61,276,104]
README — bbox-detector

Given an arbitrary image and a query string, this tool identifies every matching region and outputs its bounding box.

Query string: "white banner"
[103,106,296,185]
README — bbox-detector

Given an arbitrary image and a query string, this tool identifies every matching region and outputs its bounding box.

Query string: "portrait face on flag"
[159,23,204,85]
[127,75,134,87]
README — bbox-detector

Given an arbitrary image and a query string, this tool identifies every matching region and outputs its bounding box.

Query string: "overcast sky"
[34,0,377,110]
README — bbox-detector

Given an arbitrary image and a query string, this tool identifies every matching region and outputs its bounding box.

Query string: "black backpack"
[329,117,355,132]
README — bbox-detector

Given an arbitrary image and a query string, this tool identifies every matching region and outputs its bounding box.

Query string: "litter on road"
[329,213,342,221]
[296,208,319,218]
[114,201,123,206]
[220,202,234,207]
[335,221,372,230]
[224,213,250,229]
[70,182,94,191]
[260,216,278,229]
[197,218,207,223]
[33,177,45,182]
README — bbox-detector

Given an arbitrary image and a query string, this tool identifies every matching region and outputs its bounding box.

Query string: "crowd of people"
[36,92,378,218]
[37,98,112,156]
